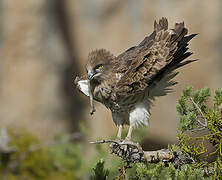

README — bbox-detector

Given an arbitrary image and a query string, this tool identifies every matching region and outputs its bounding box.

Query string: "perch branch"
[90,139,193,168]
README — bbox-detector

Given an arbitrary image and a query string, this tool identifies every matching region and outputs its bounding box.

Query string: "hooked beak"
[88,71,96,80]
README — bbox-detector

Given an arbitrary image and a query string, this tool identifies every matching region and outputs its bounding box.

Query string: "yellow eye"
[96,65,103,70]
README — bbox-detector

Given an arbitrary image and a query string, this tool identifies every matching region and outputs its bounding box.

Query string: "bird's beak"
[88,71,95,80]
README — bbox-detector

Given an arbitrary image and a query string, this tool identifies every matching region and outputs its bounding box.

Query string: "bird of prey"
[75,17,197,141]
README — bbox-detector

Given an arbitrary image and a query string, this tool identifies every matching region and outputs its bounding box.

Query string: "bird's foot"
[125,136,131,141]
[116,137,123,142]
[120,138,137,146]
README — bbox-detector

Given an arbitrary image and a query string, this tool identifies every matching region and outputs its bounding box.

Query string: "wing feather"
[113,17,197,98]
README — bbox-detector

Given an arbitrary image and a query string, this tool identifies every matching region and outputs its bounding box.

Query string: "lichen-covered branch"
[90,139,193,168]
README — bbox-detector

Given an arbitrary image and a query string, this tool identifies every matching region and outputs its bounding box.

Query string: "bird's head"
[86,49,115,82]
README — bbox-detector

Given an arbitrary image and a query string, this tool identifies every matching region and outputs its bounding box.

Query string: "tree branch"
[90,139,194,168]
[190,97,207,127]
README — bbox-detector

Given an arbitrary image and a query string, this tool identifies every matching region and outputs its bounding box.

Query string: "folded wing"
[114,17,197,98]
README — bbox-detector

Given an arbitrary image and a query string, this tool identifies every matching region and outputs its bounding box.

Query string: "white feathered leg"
[117,125,122,139]
[125,125,133,140]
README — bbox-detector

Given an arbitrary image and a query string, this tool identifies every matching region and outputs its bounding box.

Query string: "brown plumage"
[75,17,197,141]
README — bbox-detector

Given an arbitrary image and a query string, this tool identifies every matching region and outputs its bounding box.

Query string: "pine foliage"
[0,87,221,179]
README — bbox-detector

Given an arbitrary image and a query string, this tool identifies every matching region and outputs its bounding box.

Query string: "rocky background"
[0,0,222,147]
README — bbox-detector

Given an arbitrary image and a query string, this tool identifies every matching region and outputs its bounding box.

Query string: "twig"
[190,97,207,127]
[190,127,206,132]
[90,139,120,144]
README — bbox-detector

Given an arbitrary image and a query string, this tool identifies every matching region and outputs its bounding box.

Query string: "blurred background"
[0,0,222,178]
